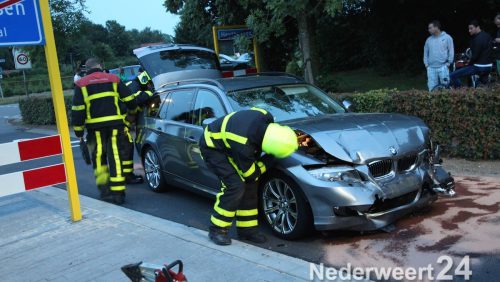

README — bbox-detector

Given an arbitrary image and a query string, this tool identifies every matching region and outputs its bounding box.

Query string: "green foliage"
[331,88,500,160]
[19,96,73,125]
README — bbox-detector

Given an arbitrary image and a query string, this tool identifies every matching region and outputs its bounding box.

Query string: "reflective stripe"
[125,129,132,143]
[86,91,118,101]
[251,107,267,115]
[236,220,258,228]
[220,113,235,148]
[214,188,236,217]
[110,185,125,191]
[112,82,118,93]
[85,115,123,124]
[204,126,216,148]
[227,157,245,181]
[72,105,85,111]
[236,209,258,216]
[123,160,134,165]
[73,126,84,131]
[211,215,232,227]
[125,81,132,86]
[241,162,256,178]
[81,87,91,119]
[257,161,266,174]
[122,94,136,102]
[110,176,125,182]
[95,131,107,185]
[111,129,122,179]
[123,168,133,173]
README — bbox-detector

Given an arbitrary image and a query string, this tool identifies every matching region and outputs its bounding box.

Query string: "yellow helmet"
[262,123,298,158]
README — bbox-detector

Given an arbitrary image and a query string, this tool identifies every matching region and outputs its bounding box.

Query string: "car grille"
[368,159,393,178]
[397,154,418,172]
[368,191,419,213]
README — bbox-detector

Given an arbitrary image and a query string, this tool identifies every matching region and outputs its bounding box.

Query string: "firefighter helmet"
[262,123,298,158]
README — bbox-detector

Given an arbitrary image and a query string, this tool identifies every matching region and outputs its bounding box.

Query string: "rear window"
[140,49,221,78]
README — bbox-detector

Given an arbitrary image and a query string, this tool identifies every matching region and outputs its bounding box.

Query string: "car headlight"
[307,166,362,183]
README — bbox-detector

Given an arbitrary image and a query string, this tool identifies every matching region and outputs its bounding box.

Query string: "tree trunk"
[297,13,315,84]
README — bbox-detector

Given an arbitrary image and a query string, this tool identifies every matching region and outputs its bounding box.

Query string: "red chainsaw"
[121,260,187,282]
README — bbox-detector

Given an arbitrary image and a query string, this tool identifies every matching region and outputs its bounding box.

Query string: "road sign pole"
[22,70,28,97]
[39,0,82,222]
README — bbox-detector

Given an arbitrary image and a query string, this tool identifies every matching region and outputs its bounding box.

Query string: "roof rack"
[156,78,224,92]
[243,72,304,81]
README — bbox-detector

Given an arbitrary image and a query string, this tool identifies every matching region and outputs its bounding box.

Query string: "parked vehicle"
[133,44,222,88]
[109,65,141,82]
[134,72,455,240]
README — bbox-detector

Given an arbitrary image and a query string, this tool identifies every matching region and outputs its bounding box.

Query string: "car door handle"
[184,136,198,144]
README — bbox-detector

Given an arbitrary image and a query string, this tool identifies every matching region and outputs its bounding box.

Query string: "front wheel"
[143,147,167,192]
[260,173,313,240]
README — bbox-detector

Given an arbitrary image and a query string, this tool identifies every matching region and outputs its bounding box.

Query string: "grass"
[328,68,427,93]
[0,90,73,105]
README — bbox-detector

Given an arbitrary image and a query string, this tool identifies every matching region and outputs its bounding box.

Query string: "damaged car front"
[225,82,455,239]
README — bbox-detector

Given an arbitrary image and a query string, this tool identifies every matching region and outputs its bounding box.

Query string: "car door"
[184,88,228,193]
[155,89,196,182]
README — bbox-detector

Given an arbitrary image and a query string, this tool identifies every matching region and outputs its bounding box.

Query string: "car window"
[192,89,226,126]
[226,84,345,122]
[140,49,221,78]
[164,90,196,123]
[157,93,171,119]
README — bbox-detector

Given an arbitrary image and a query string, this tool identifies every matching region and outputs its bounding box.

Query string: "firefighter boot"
[98,185,113,201]
[208,226,231,245]
[126,173,144,184]
[237,227,267,244]
[112,191,126,205]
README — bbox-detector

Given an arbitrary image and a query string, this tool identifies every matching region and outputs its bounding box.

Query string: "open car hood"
[285,113,429,164]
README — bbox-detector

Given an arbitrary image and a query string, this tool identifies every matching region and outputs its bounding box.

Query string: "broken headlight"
[308,166,362,183]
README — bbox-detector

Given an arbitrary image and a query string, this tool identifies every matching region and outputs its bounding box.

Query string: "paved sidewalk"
[0,187,355,282]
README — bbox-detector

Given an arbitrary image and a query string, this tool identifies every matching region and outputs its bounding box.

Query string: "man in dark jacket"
[450,20,493,87]
[72,58,138,205]
[199,108,298,245]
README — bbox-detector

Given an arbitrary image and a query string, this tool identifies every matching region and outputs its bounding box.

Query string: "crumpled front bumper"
[286,164,439,231]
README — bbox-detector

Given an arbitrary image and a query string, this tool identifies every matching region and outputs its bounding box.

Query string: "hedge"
[331,87,499,160]
[19,96,72,125]
[19,87,499,160]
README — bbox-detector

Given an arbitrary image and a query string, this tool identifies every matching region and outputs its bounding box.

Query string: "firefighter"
[199,108,298,245]
[121,69,155,184]
[72,58,138,205]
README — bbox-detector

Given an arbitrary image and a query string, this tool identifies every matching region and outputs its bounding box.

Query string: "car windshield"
[139,49,220,78]
[226,84,345,121]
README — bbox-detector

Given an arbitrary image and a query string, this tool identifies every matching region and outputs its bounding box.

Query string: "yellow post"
[212,26,220,57]
[39,0,82,222]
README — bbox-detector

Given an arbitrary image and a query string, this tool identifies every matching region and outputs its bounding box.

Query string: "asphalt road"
[1,103,499,281]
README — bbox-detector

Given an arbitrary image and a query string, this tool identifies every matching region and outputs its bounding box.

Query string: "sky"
[84,0,180,36]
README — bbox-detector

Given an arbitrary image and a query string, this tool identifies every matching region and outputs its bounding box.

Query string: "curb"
[38,187,323,281]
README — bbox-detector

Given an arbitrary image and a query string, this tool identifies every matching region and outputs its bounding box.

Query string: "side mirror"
[342,100,353,112]
[202,118,216,128]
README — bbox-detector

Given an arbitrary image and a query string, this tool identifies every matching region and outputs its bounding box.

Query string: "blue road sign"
[0,0,45,46]
[217,28,253,41]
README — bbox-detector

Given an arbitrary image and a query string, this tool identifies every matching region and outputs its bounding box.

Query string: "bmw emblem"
[389,146,397,155]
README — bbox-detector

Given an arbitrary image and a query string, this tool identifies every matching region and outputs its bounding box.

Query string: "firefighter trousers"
[86,126,128,192]
[200,145,259,230]
[122,127,135,177]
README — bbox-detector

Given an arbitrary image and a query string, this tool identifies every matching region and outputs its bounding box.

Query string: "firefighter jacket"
[71,69,137,137]
[202,108,273,182]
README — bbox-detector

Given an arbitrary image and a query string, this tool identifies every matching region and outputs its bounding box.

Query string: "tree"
[105,20,131,57]
[246,0,357,84]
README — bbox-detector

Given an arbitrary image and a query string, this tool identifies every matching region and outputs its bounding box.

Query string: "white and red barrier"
[0,135,67,197]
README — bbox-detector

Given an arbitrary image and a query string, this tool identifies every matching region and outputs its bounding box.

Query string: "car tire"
[259,172,313,240]
[142,147,168,193]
